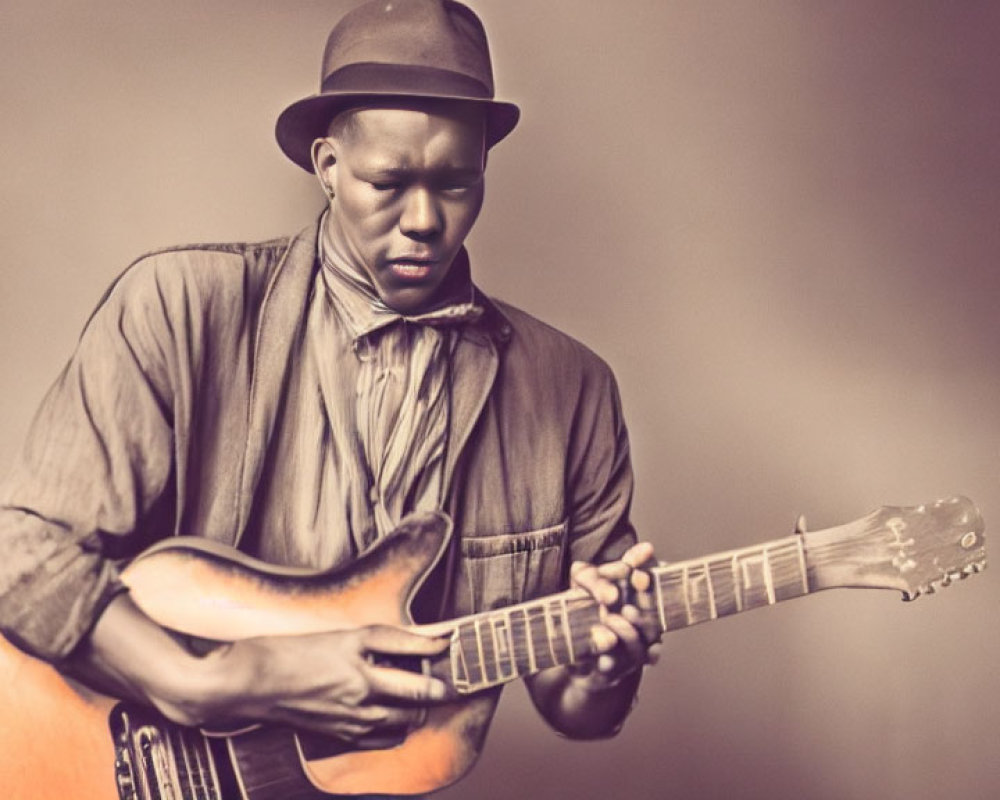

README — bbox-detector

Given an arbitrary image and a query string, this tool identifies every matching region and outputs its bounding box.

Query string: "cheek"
[340,193,397,247]
[446,192,485,238]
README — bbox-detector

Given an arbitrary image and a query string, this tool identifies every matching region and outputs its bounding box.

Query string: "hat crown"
[322,0,495,97]
[275,0,519,172]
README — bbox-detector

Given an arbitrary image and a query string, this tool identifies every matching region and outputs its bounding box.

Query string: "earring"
[325,184,335,200]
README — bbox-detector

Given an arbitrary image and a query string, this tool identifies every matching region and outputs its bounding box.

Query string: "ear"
[311,138,338,198]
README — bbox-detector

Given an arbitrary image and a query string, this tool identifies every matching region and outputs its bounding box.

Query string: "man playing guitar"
[0,1,660,797]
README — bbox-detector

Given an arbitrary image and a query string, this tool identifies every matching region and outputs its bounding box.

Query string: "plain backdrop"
[1,2,998,799]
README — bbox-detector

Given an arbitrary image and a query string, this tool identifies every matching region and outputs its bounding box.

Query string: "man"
[0,0,659,795]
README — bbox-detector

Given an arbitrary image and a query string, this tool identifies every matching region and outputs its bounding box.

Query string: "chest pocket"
[458,521,567,613]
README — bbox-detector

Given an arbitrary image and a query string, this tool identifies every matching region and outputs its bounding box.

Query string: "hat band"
[320,62,493,100]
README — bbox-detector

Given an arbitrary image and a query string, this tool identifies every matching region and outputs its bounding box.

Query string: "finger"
[621,604,662,644]
[572,563,619,606]
[595,560,631,582]
[597,653,616,673]
[601,613,646,665]
[361,625,451,657]
[364,663,451,702]
[630,568,651,593]
[589,623,618,655]
[646,642,663,666]
[620,541,656,569]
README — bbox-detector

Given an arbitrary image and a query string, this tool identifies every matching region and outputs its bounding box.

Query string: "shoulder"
[106,233,301,304]
[87,225,316,328]
[489,297,617,385]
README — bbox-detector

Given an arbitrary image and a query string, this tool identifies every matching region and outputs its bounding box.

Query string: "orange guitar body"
[0,511,499,799]
[0,639,117,800]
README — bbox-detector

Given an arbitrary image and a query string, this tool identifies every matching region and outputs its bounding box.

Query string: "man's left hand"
[568,541,662,691]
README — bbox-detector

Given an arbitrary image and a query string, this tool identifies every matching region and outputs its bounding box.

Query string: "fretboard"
[448,533,811,694]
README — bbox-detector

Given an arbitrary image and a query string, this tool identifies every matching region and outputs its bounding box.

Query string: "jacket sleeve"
[564,360,638,567]
[0,260,178,663]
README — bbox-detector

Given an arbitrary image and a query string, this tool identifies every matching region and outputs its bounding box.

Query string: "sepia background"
[1,1,998,798]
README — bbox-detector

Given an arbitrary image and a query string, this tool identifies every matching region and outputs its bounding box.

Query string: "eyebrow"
[359,165,483,181]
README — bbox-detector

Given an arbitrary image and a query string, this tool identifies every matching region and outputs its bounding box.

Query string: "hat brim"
[275,92,520,172]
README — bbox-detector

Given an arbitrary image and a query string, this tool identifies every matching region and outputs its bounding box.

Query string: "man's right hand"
[73,593,453,745]
[204,625,452,743]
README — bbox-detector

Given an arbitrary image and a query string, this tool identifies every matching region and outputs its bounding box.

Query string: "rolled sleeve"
[0,261,177,662]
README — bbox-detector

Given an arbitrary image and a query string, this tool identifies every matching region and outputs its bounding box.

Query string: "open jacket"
[0,219,636,663]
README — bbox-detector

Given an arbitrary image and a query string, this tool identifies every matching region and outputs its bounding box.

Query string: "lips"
[387,256,438,281]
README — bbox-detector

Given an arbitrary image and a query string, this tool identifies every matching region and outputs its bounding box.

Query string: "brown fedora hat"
[275,0,520,172]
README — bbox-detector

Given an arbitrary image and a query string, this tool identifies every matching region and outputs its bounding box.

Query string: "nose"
[399,187,442,239]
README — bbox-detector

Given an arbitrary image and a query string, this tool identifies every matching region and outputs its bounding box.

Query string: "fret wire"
[498,610,510,678]
[473,618,488,687]
[559,596,576,664]
[488,615,502,680]
[762,546,775,605]
[466,625,485,689]
[731,554,743,612]
[653,567,667,631]
[522,606,537,673]
[498,612,513,679]
[452,627,470,691]
[681,564,693,625]
[504,608,525,678]
[457,627,474,690]
[527,603,551,670]
[703,561,718,619]
[504,613,516,677]
[543,600,559,664]
[795,533,810,593]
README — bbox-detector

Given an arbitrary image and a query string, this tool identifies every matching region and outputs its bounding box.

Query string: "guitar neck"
[446,495,987,694]
[447,533,812,694]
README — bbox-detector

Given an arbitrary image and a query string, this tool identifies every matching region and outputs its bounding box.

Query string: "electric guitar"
[0,496,986,799]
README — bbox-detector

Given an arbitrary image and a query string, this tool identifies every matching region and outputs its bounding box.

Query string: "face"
[314,104,487,313]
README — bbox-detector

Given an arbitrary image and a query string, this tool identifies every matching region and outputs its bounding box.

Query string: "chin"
[377,286,435,314]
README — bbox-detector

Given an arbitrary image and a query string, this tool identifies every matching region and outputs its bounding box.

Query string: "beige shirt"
[244,231,483,569]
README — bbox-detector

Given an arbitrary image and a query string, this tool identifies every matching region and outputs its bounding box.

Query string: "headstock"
[803,496,986,599]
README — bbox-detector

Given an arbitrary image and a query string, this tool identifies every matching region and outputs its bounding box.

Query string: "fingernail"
[591,626,617,652]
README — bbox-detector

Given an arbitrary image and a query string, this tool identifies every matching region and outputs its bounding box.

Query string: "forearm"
[526,664,641,740]
[65,590,452,740]
[66,592,231,726]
